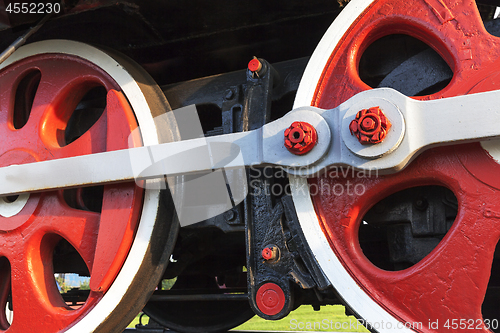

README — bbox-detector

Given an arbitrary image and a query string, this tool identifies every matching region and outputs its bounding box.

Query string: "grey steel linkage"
[2,87,500,196]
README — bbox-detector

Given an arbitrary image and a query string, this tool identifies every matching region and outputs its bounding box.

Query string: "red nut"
[248,58,262,72]
[256,283,286,316]
[262,248,274,260]
[284,121,317,155]
[262,246,278,261]
[349,106,391,144]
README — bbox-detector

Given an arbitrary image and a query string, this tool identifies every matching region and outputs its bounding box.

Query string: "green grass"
[128,305,369,332]
[235,305,369,332]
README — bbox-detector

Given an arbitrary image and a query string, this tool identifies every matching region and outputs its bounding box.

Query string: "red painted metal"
[262,247,274,261]
[310,0,500,331]
[256,283,285,316]
[284,121,318,155]
[248,58,262,73]
[0,53,143,331]
[349,106,391,144]
[261,246,278,261]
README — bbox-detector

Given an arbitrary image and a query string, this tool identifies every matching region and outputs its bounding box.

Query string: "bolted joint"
[262,245,279,261]
[248,58,263,73]
[256,283,286,316]
[349,106,391,144]
[284,121,318,155]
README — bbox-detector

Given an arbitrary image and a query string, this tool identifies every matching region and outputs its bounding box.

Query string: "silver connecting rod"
[0,88,499,196]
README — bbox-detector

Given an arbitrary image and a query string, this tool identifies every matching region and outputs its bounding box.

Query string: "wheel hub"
[0,150,36,226]
[0,194,30,218]
[0,193,30,218]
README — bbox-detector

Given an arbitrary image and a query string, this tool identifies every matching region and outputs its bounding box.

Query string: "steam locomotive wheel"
[293,0,500,332]
[0,40,178,332]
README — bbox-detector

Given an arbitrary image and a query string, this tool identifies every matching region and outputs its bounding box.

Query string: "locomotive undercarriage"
[0,0,500,332]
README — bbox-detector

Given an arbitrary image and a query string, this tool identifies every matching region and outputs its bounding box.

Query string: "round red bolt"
[262,246,279,261]
[256,283,286,316]
[284,121,317,155]
[248,58,262,72]
[262,247,273,260]
[349,106,391,144]
[361,117,376,130]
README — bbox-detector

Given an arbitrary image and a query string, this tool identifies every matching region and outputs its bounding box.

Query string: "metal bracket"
[246,194,331,320]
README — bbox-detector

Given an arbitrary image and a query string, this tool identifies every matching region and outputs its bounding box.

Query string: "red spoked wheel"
[293,0,500,332]
[0,40,178,332]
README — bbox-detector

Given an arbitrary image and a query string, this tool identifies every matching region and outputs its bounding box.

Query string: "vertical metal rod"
[0,14,51,65]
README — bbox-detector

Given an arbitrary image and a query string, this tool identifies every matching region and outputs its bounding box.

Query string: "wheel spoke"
[8,235,79,332]
[314,0,498,109]
[311,146,499,329]
[1,193,101,331]
[55,112,107,158]
[88,89,144,292]
[0,69,16,127]
[14,57,116,147]
[25,77,90,139]
[35,193,100,272]
[9,230,66,328]
[0,70,27,151]
[89,183,142,293]
[104,89,140,151]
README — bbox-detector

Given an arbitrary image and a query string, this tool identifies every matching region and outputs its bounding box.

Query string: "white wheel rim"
[291,1,414,331]
[0,40,162,332]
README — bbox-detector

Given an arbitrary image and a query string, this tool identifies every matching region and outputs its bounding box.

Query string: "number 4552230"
[5,3,61,14]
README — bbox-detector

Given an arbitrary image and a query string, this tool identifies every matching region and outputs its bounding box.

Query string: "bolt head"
[349,106,391,144]
[224,89,234,100]
[284,121,317,155]
[256,283,286,316]
[262,245,280,262]
[289,128,304,143]
[262,247,275,260]
[248,58,262,72]
[361,117,376,131]
[349,120,358,134]
[224,209,236,221]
